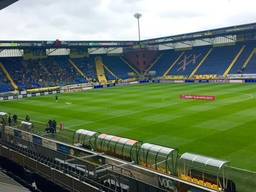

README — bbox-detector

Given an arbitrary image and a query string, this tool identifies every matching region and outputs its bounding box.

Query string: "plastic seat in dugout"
[137,143,178,174]
[179,153,230,191]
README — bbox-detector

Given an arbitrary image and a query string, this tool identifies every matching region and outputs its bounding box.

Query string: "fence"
[9,119,75,144]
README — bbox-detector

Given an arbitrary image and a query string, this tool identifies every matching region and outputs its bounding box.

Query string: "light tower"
[134,13,142,42]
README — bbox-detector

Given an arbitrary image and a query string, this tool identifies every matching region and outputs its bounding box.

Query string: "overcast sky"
[0,0,255,41]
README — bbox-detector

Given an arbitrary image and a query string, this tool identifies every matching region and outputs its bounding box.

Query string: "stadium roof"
[0,22,255,49]
[0,0,18,10]
[141,22,256,45]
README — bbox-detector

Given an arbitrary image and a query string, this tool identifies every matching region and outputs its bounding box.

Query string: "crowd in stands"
[0,69,12,92]
[1,57,86,90]
[72,57,97,81]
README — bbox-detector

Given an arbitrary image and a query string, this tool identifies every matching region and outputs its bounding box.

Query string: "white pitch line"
[245,94,254,99]
[228,166,256,174]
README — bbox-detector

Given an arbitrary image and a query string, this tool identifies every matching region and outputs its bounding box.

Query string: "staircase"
[103,64,119,80]
[163,52,185,77]
[189,48,213,78]
[0,63,18,90]
[120,57,140,76]
[68,59,89,81]
[95,56,108,84]
[223,45,246,77]
[242,48,256,70]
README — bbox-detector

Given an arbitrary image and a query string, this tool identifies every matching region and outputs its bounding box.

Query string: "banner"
[180,95,216,101]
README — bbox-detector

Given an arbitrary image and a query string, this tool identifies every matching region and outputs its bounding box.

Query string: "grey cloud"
[0,0,255,40]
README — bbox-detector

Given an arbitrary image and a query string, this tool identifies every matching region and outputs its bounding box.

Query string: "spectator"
[13,114,18,124]
[25,114,30,122]
[60,122,64,130]
[52,120,57,133]
[8,115,12,126]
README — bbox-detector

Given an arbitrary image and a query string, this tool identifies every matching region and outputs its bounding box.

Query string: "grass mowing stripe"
[1,83,256,172]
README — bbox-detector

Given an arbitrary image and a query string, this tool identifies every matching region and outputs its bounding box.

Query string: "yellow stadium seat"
[180,174,185,180]
[187,176,192,182]
[206,182,212,188]
[192,179,199,185]
[212,184,219,191]
[199,180,204,186]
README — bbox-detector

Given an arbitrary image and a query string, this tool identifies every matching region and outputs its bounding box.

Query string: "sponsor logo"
[159,176,178,192]
[180,95,216,101]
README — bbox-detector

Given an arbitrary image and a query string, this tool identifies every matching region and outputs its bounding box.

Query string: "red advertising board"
[180,95,216,101]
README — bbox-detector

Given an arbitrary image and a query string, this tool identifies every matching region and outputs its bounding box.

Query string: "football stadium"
[0,1,256,192]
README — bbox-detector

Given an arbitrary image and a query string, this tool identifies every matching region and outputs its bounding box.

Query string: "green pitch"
[1,83,256,172]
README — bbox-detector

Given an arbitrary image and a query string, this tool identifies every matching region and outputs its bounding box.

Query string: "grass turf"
[1,83,256,172]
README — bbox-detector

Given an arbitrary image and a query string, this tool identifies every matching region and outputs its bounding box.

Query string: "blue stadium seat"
[230,44,255,74]
[0,67,12,92]
[71,57,97,80]
[170,47,209,76]
[244,54,256,74]
[102,56,132,80]
[151,50,181,76]
[196,45,242,75]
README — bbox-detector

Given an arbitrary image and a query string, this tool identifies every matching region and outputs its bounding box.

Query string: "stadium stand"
[0,43,254,93]
[0,62,18,91]
[0,57,84,90]
[0,67,12,93]
[223,45,246,76]
[103,65,118,81]
[68,59,89,82]
[150,50,182,76]
[71,57,97,80]
[0,42,256,93]
[230,44,255,74]
[120,56,140,76]
[0,43,256,92]
[196,45,242,75]
[102,56,132,79]
[243,51,256,73]
[169,47,210,76]
[0,58,25,90]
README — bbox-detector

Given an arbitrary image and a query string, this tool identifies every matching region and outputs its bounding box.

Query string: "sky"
[0,0,256,41]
